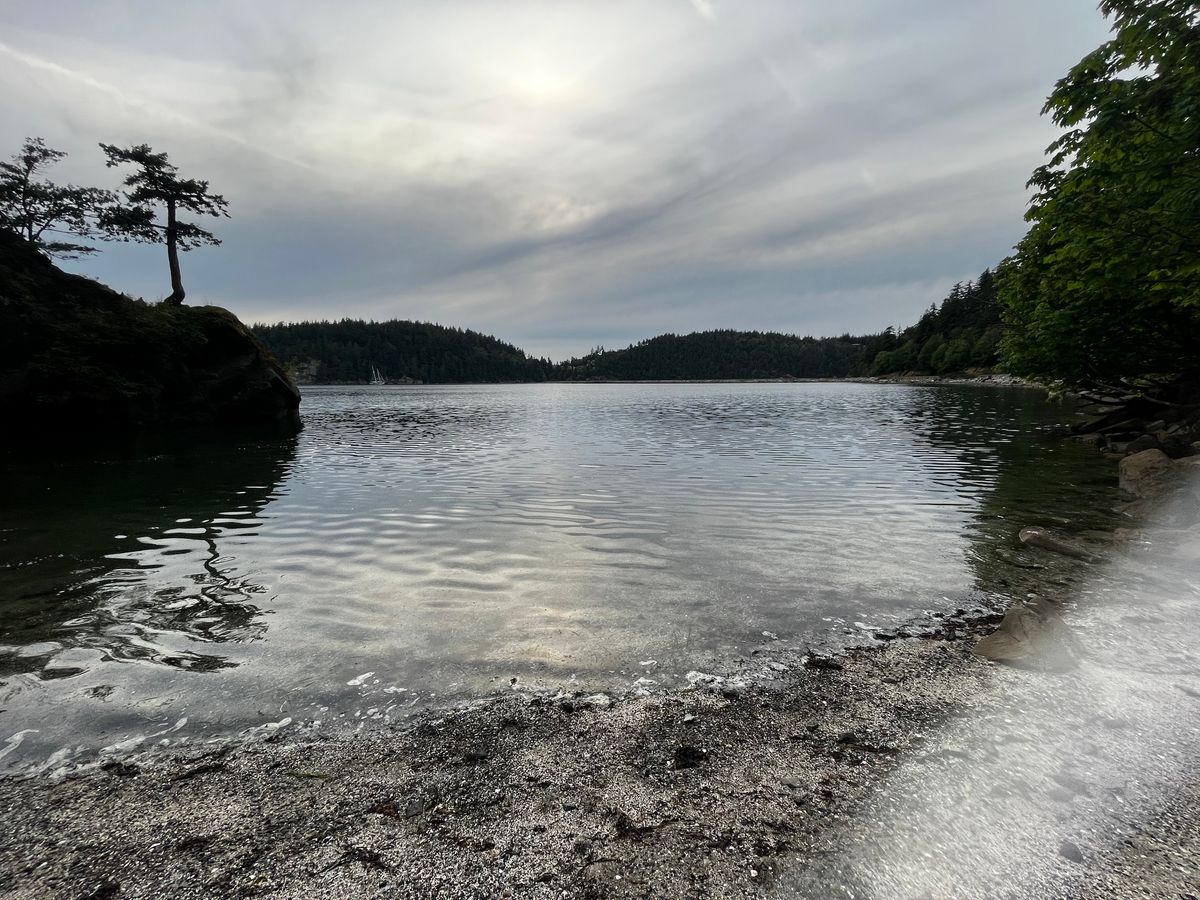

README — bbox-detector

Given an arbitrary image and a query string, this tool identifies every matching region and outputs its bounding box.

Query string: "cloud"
[0,1,1111,359]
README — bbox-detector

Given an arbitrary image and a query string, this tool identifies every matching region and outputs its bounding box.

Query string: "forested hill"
[253,281,1005,386]
[861,269,1003,376]
[251,319,551,384]
[554,331,869,381]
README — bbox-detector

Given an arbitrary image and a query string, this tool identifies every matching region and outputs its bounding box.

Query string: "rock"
[82,880,121,900]
[402,796,436,818]
[99,760,139,777]
[1125,434,1164,454]
[1119,449,1177,499]
[803,655,844,672]
[1118,454,1200,526]
[836,732,860,745]
[1018,526,1093,561]
[673,745,708,769]
[0,230,300,436]
[973,600,1079,672]
[1160,434,1198,459]
[1050,772,1092,796]
[684,671,725,688]
[1058,840,1084,864]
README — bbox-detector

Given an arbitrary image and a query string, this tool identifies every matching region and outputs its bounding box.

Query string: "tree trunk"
[164,197,185,306]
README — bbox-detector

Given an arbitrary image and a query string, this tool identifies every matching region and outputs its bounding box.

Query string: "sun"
[510,64,577,104]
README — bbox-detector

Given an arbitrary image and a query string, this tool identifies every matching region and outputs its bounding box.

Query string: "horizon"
[1,1,1109,359]
[249,311,951,365]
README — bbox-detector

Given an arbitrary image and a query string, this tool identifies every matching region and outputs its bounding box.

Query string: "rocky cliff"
[0,232,300,435]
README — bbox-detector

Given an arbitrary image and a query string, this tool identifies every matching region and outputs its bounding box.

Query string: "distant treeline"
[250,319,552,384]
[861,269,1003,377]
[253,274,1004,384]
[554,331,867,380]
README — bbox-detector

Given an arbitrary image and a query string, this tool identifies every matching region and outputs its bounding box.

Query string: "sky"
[0,1,1112,361]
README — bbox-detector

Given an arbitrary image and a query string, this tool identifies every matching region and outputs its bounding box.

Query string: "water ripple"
[0,383,1118,769]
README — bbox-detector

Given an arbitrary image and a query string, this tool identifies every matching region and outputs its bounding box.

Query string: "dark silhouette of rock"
[0,230,300,435]
[1124,434,1164,455]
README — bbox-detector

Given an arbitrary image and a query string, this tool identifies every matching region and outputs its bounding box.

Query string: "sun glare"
[510,64,577,103]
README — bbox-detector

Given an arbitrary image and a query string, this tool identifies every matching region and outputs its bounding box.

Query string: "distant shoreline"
[297,374,1042,389]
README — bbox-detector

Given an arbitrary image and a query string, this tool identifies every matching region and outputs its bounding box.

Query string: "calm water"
[0,383,1116,770]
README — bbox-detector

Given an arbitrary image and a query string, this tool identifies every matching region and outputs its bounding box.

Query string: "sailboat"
[369,365,385,385]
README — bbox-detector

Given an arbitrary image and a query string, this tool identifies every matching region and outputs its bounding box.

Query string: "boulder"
[974,600,1079,672]
[0,231,300,435]
[1119,450,1177,499]
[1124,434,1163,455]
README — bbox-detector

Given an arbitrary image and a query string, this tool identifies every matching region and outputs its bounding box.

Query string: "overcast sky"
[0,1,1110,360]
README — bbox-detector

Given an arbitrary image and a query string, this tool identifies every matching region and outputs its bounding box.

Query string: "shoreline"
[5,561,1196,899]
[0,611,1007,899]
[297,374,1041,389]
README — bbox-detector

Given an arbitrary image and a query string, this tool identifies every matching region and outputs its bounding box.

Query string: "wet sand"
[0,620,997,899]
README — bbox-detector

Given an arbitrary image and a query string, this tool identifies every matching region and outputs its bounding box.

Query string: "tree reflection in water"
[0,433,298,678]
[894,386,1119,600]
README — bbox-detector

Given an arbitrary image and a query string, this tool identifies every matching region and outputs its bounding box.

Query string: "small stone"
[1051,773,1092,796]
[803,655,843,672]
[1058,840,1084,864]
[673,745,708,769]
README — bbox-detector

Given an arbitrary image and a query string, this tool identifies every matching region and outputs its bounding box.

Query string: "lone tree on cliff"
[100,143,229,306]
[0,137,115,258]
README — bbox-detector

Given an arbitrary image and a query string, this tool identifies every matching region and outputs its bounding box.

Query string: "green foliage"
[999,0,1200,383]
[865,270,1003,376]
[918,334,945,371]
[100,143,229,305]
[0,138,115,259]
[252,319,552,384]
[554,330,868,381]
[99,144,229,249]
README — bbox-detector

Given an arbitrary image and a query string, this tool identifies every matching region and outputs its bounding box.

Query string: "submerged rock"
[0,231,300,436]
[1018,526,1093,561]
[1058,840,1085,864]
[973,600,1079,672]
